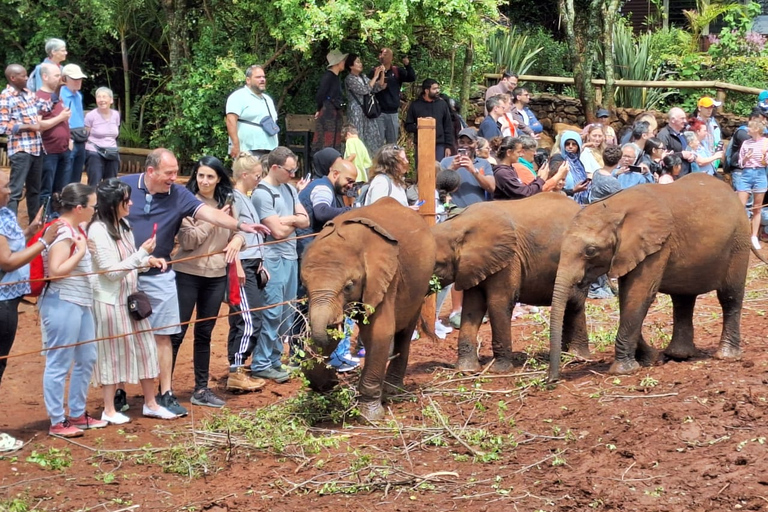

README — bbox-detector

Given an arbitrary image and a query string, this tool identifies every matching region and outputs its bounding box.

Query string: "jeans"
[85,150,120,186]
[170,272,227,391]
[8,152,42,220]
[0,297,21,385]
[40,291,97,425]
[227,258,266,369]
[251,257,298,372]
[41,150,72,208]
[68,141,86,184]
[377,112,400,144]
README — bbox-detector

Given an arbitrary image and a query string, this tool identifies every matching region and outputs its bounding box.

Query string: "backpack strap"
[257,182,296,213]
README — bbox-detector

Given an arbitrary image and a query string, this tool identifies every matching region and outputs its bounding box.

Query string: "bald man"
[657,107,696,177]
[0,64,45,218]
[370,48,416,144]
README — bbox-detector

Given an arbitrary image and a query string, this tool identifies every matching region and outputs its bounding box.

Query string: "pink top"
[85,108,120,152]
[738,137,768,169]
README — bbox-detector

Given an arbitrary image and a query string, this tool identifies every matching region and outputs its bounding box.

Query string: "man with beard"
[226,65,278,159]
[405,79,454,161]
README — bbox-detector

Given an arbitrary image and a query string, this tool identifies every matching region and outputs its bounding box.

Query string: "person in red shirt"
[36,63,72,210]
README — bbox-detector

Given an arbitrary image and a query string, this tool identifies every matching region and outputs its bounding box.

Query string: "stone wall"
[469,88,750,143]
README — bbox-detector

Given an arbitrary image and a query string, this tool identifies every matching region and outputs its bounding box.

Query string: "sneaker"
[142,404,178,420]
[191,388,226,408]
[335,361,359,373]
[101,411,130,425]
[356,347,366,357]
[227,367,267,392]
[114,389,129,412]
[156,391,188,417]
[49,419,83,438]
[345,354,361,363]
[434,321,452,340]
[411,330,420,341]
[252,367,291,384]
[69,412,108,430]
[449,311,462,329]
[751,235,762,251]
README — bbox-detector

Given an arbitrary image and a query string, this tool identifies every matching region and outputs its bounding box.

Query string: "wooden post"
[417,117,437,338]
[716,88,727,107]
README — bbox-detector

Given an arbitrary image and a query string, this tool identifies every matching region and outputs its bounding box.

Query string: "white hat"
[326,50,348,68]
[62,64,87,79]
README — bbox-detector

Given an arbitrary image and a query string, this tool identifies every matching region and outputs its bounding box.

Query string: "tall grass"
[486,27,543,76]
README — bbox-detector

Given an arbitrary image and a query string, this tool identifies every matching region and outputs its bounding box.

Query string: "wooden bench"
[285,114,315,176]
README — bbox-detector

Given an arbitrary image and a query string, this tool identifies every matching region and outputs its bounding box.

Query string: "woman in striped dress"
[87,179,176,423]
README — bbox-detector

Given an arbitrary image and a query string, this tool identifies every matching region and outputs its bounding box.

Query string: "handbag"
[236,95,280,136]
[127,291,153,321]
[71,127,88,143]
[351,76,381,119]
[94,144,120,161]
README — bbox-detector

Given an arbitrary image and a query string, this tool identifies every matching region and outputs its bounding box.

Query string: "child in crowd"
[736,118,768,250]
[660,154,681,184]
[342,124,371,182]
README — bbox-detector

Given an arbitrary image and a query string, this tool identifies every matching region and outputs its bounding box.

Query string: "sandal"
[0,432,23,453]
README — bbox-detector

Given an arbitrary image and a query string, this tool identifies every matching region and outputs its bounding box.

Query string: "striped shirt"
[738,136,768,169]
[44,222,95,307]
[0,85,45,156]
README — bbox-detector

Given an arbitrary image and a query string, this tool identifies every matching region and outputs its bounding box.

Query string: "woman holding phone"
[87,179,176,423]
[170,156,245,408]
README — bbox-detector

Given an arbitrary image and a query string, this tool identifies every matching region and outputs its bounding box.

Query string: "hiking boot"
[251,367,291,384]
[156,391,188,417]
[49,419,83,438]
[114,389,129,412]
[69,413,108,430]
[142,404,178,420]
[227,367,267,392]
[191,388,226,408]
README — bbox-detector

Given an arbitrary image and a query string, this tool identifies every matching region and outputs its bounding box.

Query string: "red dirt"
[1,258,768,511]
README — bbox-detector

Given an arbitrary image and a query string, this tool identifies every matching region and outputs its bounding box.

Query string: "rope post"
[417,117,436,337]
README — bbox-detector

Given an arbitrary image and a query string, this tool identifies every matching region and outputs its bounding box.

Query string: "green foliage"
[486,27,543,76]
[25,448,72,470]
[707,2,765,60]
[647,28,692,68]
[0,495,31,512]
[523,27,571,78]
[683,0,746,53]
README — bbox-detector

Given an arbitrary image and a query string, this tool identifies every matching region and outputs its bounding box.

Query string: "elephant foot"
[714,344,742,360]
[383,379,405,397]
[489,357,514,373]
[358,399,385,422]
[637,346,660,367]
[664,342,699,362]
[565,342,591,360]
[608,359,641,375]
[456,356,482,373]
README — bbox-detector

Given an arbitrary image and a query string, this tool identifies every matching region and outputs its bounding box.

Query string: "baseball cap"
[759,90,768,103]
[457,128,478,141]
[61,64,87,79]
[596,108,610,118]
[698,96,722,108]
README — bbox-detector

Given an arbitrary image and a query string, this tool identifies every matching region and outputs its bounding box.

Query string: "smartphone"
[40,196,51,223]
[415,199,426,207]
[715,141,724,152]
[151,223,158,238]
[457,148,468,157]
[224,192,235,207]
[628,165,643,173]
[580,178,592,185]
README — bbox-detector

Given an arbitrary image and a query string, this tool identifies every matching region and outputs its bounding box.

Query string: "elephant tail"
[752,246,768,266]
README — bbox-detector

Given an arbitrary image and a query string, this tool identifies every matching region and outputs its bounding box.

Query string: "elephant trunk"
[304,293,343,392]
[548,270,581,383]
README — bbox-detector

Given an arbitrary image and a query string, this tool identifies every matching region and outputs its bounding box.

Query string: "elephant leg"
[562,297,590,359]
[487,286,516,374]
[608,267,661,375]
[455,287,486,372]
[664,294,699,361]
[383,315,419,397]
[714,285,744,360]
[356,309,395,422]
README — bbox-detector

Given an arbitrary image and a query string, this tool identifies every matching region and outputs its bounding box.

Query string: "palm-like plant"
[486,27,543,76]
[683,0,746,52]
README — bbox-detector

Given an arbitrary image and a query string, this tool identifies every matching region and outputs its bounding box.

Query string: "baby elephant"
[432,193,588,373]
[301,198,436,421]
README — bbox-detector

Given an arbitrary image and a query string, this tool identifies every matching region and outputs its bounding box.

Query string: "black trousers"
[0,297,21,385]
[170,272,227,391]
[227,258,266,369]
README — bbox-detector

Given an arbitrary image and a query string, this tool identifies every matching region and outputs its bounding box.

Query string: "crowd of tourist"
[1,39,768,450]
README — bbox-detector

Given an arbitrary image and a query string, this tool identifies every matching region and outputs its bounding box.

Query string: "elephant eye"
[343,281,355,292]
[584,246,598,258]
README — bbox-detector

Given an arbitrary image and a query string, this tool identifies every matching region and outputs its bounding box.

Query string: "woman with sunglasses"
[41,183,105,437]
[170,156,245,408]
[87,178,176,424]
[640,137,669,180]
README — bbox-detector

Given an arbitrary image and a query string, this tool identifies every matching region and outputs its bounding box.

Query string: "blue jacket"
[521,106,543,134]
[477,115,502,139]
[296,176,350,257]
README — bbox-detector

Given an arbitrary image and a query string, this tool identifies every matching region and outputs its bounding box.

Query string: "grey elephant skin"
[549,173,768,382]
[301,197,436,421]
[432,193,588,373]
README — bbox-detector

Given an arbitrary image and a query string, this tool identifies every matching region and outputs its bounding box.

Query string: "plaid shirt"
[0,84,45,156]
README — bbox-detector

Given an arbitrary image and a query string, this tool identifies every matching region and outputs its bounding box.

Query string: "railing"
[484,74,763,106]
[0,137,150,173]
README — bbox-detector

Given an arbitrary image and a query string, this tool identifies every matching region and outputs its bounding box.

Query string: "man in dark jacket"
[370,48,415,145]
[405,79,454,161]
[657,107,696,177]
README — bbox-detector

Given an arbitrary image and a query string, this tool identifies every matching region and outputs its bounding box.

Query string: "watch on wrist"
[236,221,243,231]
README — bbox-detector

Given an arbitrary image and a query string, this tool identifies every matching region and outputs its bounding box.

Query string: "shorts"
[138,270,181,336]
[732,167,768,193]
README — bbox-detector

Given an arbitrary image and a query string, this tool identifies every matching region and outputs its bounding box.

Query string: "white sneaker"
[411,330,420,341]
[752,236,762,251]
[101,411,130,425]
[434,321,453,339]
[142,404,178,420]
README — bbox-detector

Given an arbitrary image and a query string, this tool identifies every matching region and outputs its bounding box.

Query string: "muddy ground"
[0,258,767,512]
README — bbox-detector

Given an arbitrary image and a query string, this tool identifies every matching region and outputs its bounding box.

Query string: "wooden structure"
[285,114,316,176]
[416,117,437,337]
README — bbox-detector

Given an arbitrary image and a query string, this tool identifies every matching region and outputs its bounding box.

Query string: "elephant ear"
[454,215,517,291]
[343,218,400,309]
[313,220,337,242]
[608,208,672,278]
